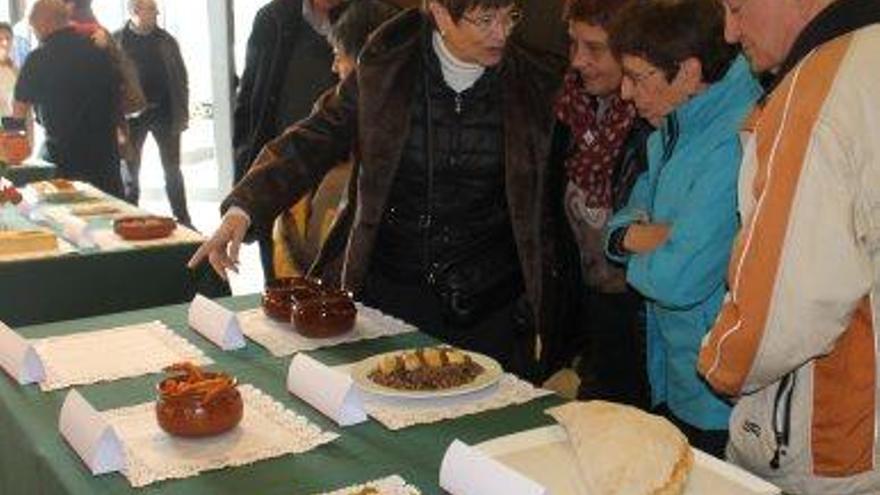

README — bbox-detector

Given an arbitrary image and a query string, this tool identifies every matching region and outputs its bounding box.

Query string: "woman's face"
[0,30,12,59]
[568,20,622,98]
[619,54,694,127]
[429,2,521,67]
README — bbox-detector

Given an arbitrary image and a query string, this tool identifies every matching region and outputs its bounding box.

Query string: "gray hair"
[127,0,156,14]
[29,0,69,28]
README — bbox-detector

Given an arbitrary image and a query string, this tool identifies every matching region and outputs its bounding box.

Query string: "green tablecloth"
[0,159,57,186]
[0,295,563,494]
[0,189,230,326]
[0,242,231,327]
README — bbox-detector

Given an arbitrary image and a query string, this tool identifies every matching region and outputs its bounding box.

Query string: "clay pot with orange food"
[156,362,243,437]
[261,276,357,338]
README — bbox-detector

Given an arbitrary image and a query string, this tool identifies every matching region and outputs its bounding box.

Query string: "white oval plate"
[350,349,504,399]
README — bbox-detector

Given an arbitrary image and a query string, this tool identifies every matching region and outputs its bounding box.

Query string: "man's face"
[722,0,801,73]
[430,2,521,67]
[568,20,622,98]
[132,0,159,31]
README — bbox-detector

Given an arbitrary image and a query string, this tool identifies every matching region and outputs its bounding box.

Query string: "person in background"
[0,23,18,118]
[190,0,571,380]
[603,0,761,457]
[114,0,191,226]
[550,0,651,408]
[233,0,345,283]
[12,2,37,68]
[273,0,400,277]
[13,0,123,196]
[697,0,880,492]
[61,0,147,143]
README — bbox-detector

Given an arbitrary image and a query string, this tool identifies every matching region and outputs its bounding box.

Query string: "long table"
[0,183,229,326]
[0,295,563,494]
[0,158,57,186]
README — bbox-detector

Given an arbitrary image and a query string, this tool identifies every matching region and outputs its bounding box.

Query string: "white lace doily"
[350,371,552,431]
[34,321,212,391]
[316,475,422,495]
[238,304,417,357]
[104,384,339,488]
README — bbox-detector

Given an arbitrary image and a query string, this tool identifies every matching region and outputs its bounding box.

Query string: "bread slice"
[547,401,694,495]
[0,229,58,255]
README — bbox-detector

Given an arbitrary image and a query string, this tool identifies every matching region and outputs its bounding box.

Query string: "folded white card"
[59,389,125,475]
[440,439,547,495]
[287,353,366,427]
[60,214,95,248]
[0,320,44,384]
[188,294,246,350]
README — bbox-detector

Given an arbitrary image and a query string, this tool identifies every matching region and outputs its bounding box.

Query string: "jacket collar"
[765,0,880,93]
[661,56,757,154]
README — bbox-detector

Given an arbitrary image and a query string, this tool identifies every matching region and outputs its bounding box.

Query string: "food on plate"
[31,179,87,202]
[351,489,379,495]
[262,276,357,338]
[547,401,693,495]
[113,215,177,241]
[155,362,243,437]
[368,347,485,391]
[71,203,120,217]
[0,184,22,205]
[0,229,58,255]
[32,178,76,195]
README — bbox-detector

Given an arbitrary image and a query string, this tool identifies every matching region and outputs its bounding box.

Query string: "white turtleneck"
[432,31,485,93]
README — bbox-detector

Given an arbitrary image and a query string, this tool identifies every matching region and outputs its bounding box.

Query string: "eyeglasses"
[623,67,659,88]
[461,9,523,33]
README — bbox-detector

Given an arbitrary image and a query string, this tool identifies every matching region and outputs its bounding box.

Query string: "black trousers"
[576,289,651,410]
[655,404,729,459]
[123,110,191,225]
[361,270,538,382]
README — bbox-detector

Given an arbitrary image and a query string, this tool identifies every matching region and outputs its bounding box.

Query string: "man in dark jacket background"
[232,0,344,281]
[115,0,191,226]
[191,0,571,380]
[14,0,123,197]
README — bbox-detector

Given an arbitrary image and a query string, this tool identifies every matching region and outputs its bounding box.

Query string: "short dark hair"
[0,22,11,36]
[61,0,91,7]
[563,0,627,28]
[609,0,737,84]
[422,0,517,22]
[330,0,400,57]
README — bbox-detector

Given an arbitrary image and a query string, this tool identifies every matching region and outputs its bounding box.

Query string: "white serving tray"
[476,425,781,495]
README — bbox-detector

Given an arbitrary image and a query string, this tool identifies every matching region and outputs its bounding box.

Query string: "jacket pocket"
[770,373,796,470]
[728,381,789,478]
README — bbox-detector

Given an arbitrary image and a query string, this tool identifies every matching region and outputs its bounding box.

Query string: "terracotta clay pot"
[114,216,177,241]
[261,277,356,338]
[261,276,323,322]
[155,374,243,438]
[0,132,30,165]
[292,289,356,338]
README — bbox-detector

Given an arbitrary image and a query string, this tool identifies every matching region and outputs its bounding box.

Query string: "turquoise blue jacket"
[606,56,761,430]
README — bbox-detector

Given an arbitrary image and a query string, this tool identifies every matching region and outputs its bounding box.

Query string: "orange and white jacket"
[698,25,880,494]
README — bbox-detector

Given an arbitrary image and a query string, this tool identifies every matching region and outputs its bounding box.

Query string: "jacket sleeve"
[170,36,189,131]
[232,9,273,153]
[698,122,872,396]
[604,168,652,264]
[625,140,740,310]
[222,72,359,239]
